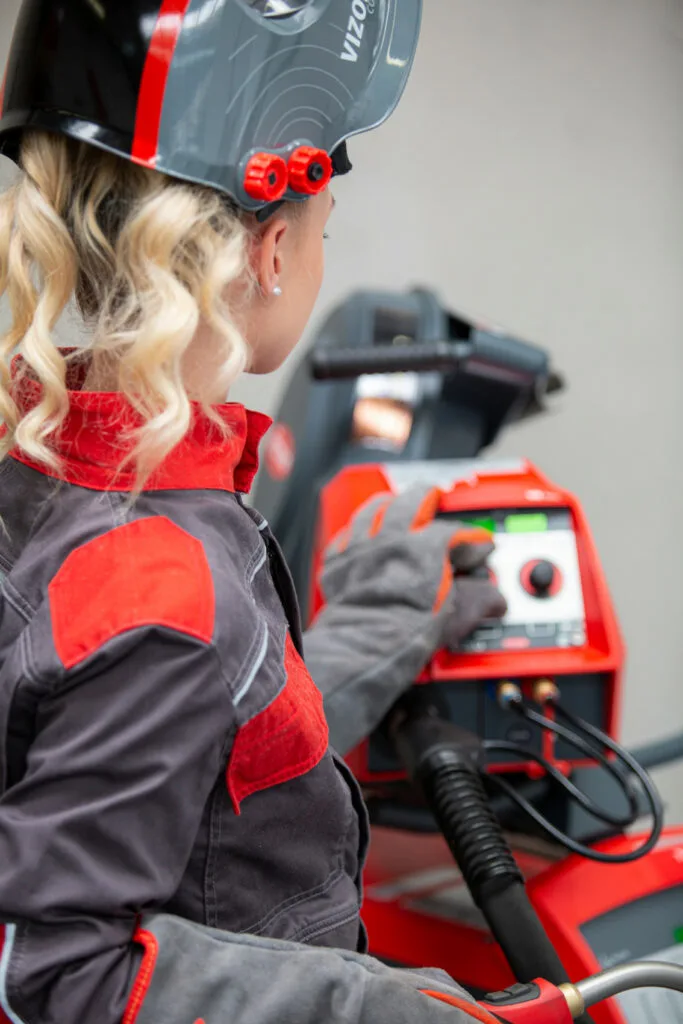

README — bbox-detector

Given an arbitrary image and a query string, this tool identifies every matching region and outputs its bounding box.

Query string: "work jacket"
[0,367,483,1024]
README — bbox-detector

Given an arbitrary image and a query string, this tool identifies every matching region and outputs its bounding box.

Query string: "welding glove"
[303,485,507,755]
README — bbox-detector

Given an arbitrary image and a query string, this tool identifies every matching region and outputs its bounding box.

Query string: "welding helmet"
[0,0,422,214]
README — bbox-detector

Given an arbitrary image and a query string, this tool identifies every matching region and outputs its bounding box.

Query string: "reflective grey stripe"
[234,624,269,705]
[0,924,26,1024]
[248,545,267,583]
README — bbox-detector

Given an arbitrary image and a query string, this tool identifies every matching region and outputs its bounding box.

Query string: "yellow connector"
[532,678,559,705]
[497,681,522,707]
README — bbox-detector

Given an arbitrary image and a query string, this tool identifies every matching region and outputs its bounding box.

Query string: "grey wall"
[2,2,683,815]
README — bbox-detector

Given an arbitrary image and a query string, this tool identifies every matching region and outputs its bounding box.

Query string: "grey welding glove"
[304,485,507,755]
[131,913,501,1024]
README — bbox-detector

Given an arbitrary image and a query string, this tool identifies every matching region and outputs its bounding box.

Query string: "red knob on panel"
[288,146,333,195]
[244,153,289,202]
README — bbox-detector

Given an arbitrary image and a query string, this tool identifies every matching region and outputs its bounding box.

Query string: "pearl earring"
[273,285,282,297]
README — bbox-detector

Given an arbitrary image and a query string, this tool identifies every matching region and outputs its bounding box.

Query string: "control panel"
[309,458,624,783]
[448,507,587,654]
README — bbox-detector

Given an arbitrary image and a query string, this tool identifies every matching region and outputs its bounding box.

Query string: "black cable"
[510,703,640,820]
[485,773,639,862]
[483,741,637,829]
[552,701,664,834]
[520,700,661,832]
[497,698,664,863]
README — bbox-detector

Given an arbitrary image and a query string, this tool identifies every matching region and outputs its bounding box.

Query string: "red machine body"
[310,459,624,780]
[308,459,683,1024]
[362,825,683,1024]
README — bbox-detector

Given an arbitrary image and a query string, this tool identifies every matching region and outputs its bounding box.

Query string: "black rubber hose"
[417,756,595,1024]
[484,884,572,987]
[391,703,595,1023]
[417,757,523,898]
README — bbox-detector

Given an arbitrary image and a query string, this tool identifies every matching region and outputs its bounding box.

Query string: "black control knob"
[521,559,561,598]
[530,560,555,594]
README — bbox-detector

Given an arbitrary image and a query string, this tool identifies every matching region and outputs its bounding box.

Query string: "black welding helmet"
[0,0,422,213]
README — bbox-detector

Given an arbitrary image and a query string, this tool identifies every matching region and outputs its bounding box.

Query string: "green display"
[673,927,683,945]
[505,513,548,534]
[468,517,497,534]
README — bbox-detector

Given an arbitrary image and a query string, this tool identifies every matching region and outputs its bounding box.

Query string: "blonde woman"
[0,3,505,1023]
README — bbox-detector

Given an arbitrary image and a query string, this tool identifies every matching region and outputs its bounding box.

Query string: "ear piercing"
[273,285,283,297]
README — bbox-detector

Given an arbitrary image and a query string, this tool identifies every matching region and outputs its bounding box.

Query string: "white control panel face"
[490,530,585,627]
[443,508,587,653]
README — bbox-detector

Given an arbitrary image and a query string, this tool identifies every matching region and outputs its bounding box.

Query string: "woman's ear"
[253,216,289,297]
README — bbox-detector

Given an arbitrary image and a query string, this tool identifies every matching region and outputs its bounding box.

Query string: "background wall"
[1,2,683,814]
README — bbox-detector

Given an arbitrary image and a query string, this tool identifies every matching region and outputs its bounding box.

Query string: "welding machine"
[253,288,683,1024]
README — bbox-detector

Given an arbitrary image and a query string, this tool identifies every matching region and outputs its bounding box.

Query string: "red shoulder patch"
[226,634,329,813]
[49,517,215,670]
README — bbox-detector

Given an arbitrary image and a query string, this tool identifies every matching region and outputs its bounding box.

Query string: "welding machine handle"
[309,340,472,379]
[479,980,574,1024]
[467,329,548,386]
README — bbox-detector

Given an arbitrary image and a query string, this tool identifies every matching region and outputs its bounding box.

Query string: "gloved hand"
[303,485,506,755]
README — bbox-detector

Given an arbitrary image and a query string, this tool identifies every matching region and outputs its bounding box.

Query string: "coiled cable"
[491,693,664,863]
[483,740,636,829]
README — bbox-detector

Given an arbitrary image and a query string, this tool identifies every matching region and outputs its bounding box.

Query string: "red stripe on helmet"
[132,0,192,168]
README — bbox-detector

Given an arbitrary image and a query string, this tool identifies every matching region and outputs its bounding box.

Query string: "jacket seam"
[43,626,230,704]
[243,866,346,937]
[1,580,35,624]
[205,534,267,705]
[290,902,361,945]
[229,619,288,724]
[332,753,370,895]
[232,620,269,707]
[205,786,223,928]
[106,490,130,529]
[247,545,267,586]
[244,542,266,588]
[19,630,43,690]
[223,616,267,709]
[18,477,64,552]
[205,733,234,928]
[243,504,269,532]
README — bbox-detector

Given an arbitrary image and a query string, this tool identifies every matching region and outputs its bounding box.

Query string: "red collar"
[9,371,272,494]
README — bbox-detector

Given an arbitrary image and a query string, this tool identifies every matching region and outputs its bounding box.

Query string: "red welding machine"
[310,458,623,782]
[309,458,683,1024]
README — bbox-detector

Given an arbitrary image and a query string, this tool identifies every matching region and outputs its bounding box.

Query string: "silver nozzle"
[575,962,683,1011]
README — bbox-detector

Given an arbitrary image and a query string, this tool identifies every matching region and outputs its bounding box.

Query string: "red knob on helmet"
[244,153,289,202]
[288,147,333,195]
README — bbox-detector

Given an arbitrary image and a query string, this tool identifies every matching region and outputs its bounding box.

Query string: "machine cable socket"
[531,679,560,705]
[494,680,559,707]
[496,680,522,708]
[488,683,664,864]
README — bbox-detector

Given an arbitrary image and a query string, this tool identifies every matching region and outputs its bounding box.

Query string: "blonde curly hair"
[0,130,254,485]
